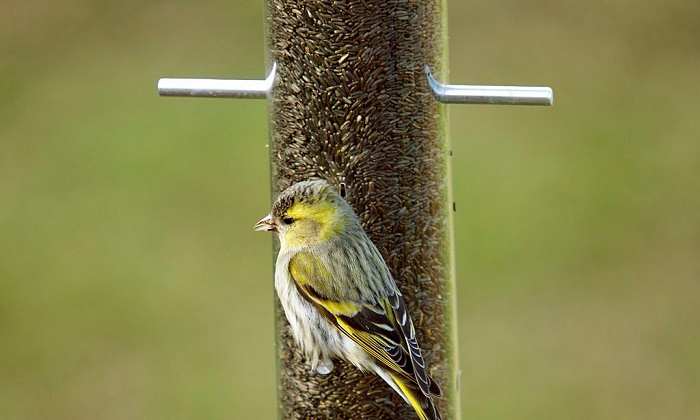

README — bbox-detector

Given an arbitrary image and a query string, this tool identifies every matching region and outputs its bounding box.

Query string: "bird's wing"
[289,252,442,398]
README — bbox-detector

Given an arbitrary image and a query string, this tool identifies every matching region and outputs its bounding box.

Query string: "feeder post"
[266,1,458,418]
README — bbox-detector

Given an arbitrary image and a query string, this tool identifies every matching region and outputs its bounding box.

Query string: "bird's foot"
[316,359,334,375]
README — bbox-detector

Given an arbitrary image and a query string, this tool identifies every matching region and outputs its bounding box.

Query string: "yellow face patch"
[286,200,334,223]
[282,200,345,248]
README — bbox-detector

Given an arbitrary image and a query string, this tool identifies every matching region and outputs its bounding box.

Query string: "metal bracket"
[157,63,276,99]
[156,62,553,106]
[425,66,552,106]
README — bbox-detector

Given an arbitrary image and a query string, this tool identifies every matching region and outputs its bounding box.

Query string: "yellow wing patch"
[339,303,407,364]
[335,313,403,371]
[287,253,437,397]
[321,300,360,315]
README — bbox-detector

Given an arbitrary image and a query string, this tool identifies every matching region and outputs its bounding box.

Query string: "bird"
[255,179,442,420]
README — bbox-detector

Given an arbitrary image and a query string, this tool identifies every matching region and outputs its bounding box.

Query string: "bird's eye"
[282,217,294,225]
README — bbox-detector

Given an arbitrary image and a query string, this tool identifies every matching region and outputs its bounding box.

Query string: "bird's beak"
[254,213,277,232]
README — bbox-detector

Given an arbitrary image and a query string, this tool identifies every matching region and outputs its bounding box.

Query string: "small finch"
[255,179,442,420]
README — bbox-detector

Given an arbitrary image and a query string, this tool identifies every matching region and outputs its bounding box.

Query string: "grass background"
[1,0,698,418]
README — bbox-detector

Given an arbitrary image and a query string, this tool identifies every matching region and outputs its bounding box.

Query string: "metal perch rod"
[157,63,552,106]
[157,64,276,99]
[425,66,553,106]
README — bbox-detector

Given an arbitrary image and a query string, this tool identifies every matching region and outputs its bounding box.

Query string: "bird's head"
[255,179,351,250]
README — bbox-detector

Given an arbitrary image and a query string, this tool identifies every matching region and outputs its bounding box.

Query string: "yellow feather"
[322,300,360,315]
[289,253,328,286]
[283,201,344,248]
[335,315,404,374]
[288,250,439,419]
[391,373,431,420]
[289,252,338,301]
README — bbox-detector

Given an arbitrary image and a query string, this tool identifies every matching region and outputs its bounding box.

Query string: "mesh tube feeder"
[157,1,552,418]
[267,1,457,418]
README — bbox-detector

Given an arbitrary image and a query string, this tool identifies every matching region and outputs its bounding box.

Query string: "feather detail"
[269,180,443,419]
[288,253,442,400]
[389,372,442,420]
[388,292,443,398]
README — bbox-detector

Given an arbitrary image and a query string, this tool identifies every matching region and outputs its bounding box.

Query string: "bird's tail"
[389,372,442,420]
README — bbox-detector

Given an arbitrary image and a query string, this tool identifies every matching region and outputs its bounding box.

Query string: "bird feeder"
[158,0,552,418]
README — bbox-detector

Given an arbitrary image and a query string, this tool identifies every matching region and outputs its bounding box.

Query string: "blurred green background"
[1,0,698,418]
